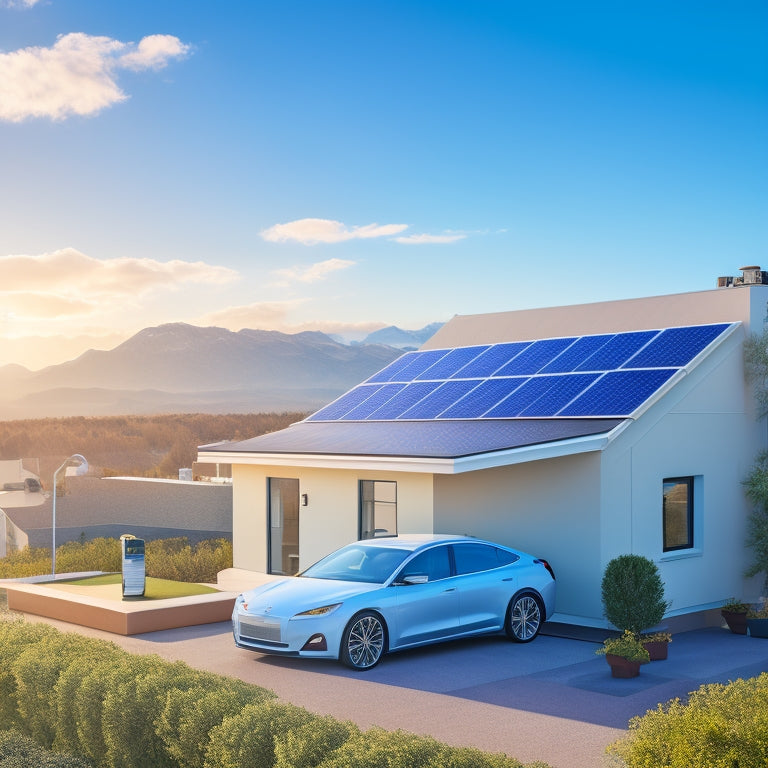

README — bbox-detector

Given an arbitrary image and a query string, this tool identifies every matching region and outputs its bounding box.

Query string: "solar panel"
[308,322,736,423]
[415,345,490,380]
[451,341,531,378]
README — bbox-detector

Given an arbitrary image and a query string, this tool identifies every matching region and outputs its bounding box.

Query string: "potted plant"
[640,631,672,661]
[601,554,671,651]
[596,630,651,678]
[746,604,768,638]
[721,597,750,635]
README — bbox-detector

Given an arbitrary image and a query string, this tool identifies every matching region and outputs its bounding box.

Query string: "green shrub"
[204,702,317,768]
[53,642,125,757]
[273,715,359,768]
[0,730,93,768]
[12,633,97,747]
[158,679,276,768]
[601,554,669,635]
[0,537,232,583]
[608,673,768,767]
[0,620,60,731]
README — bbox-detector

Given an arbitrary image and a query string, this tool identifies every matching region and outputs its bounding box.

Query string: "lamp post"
[51,453,88,576]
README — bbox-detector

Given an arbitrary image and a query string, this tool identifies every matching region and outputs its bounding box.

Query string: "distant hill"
[362,323,444,349]
[0,323,426,419]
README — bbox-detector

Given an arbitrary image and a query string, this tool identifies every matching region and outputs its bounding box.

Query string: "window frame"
[359,479,398,540]
[662,476,695,553]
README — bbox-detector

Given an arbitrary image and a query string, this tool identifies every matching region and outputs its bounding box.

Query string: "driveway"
[9,611,768,768]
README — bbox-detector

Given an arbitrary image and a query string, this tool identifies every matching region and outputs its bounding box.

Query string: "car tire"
[505,592,543,643]
[340,611,386,670]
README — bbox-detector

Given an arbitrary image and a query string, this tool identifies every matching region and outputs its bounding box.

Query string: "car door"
[389,544,460,648]
[452,542,518,633]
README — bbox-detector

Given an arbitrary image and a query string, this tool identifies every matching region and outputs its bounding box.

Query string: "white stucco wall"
[232,464,434,572]
[600,322,767,619]
[433,452,602,622]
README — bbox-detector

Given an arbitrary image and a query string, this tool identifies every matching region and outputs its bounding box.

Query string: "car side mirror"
[402,574,429,585]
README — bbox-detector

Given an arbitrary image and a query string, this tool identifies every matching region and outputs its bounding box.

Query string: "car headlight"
[295,603,342,617]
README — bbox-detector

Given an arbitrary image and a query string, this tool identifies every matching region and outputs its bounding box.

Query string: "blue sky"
[1,1,766,369]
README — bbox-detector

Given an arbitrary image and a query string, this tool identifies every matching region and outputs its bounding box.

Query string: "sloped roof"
[199,320,739,471]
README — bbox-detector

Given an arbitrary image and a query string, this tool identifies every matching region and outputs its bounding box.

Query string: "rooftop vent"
[717,266,768,288]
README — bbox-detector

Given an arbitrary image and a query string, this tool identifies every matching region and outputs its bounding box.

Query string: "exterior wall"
[433,453,602,622]
[600,323,767,619]
[232,464,434,573]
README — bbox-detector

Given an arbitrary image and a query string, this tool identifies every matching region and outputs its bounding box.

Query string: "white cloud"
[392,232,467,244]
[0,248,238,319]
[261,218,408,245]
[0,32,190,122]
[198,301,386,340]
[272,257,355,285]
[1,0,43,7]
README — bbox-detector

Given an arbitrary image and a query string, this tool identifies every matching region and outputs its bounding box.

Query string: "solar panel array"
[307,323,735,422]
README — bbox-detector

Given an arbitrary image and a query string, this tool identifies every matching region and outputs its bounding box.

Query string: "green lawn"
[56,573,220,600]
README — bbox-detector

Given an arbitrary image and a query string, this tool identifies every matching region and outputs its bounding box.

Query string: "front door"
[268,477,299,575]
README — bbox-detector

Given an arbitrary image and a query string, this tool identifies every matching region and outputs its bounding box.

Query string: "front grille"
[239,615,282,643]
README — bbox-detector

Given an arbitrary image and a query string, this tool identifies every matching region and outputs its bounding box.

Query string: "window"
[663,476,694,551]
[453,542,515,575]
[397,546,452,583]
[359,480,397,539]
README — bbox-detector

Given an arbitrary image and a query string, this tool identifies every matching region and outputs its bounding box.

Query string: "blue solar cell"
[398,379,482,419]
[624,324,730,369]
[451,342,531,378]
[520,373,601,416]
[560,369,677,416]
[575,330,658,371]
[415,345,490,380]
[366,352,422,383]
[307,384,384,421]
[494,337,576,376]
[539,335,614,373]
[366,381,442,420]
[440,377,528,418]
[342,383,406,419]
[390,349,451,381]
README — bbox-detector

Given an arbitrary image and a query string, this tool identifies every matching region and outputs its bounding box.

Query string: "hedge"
[607,673,768,767]
[0,730,92,768]
[0,619,547,768]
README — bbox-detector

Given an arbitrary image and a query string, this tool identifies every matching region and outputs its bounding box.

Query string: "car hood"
[240,576,381,614]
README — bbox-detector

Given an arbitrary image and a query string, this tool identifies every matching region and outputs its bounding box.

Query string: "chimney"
[717,266,768,288]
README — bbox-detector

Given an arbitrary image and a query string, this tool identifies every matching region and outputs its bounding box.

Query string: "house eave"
[197,426,622,475]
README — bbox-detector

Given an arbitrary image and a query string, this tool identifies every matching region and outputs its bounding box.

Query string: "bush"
[608,673,768,767]
[0,730,93,768]
[601,554,669,635]
[0,536,232,583]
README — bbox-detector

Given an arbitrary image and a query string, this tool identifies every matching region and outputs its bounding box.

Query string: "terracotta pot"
[605,653,641,678]
[722,609,748,635]
[747,617,768,638]
[642,640,669,661]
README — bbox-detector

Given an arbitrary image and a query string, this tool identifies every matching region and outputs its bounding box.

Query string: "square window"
[663,477,694,551]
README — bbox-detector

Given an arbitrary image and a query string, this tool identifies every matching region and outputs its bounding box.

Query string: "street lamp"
[51,453,88,576]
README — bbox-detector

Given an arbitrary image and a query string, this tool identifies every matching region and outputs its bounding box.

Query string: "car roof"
[355,534,475,552]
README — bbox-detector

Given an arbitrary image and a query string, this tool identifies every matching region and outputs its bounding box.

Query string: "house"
[2,475,233,550]
[198,270,768,628]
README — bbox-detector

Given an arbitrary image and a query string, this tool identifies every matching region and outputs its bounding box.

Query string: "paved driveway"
[12,613,768,768]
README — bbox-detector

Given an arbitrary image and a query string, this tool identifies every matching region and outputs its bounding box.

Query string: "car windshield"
[300,545,412,584]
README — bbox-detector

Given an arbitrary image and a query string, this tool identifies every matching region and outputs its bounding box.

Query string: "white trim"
[198,425,623,475]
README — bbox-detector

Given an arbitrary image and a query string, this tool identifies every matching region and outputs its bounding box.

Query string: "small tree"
[743,451,768,594]
[601,554,669,636]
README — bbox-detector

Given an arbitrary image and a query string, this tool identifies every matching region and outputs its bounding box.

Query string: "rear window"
[453,543,518,575]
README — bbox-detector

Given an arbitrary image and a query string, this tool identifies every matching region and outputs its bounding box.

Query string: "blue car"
[232,534,556,670]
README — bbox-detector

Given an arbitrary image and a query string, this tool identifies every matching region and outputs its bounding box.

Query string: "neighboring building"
[3,476,232,549]
[198,272,768,627]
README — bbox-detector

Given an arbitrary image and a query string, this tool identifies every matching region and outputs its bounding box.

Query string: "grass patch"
[57,573,220,600]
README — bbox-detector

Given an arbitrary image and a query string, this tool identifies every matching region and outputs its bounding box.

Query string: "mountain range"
[0,323,442,420]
